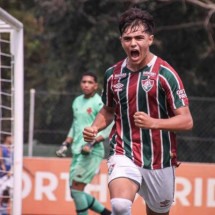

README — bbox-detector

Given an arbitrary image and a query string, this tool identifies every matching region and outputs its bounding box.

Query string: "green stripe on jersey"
[102,66,114,105]
[137,71,152,168]
[160,66,184,108]
[161,130,171,167]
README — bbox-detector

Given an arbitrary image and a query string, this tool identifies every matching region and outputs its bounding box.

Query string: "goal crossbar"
[0,8,23,31]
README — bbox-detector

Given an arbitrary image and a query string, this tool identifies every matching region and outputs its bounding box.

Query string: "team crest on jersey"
[141,79,154,92]
[87,107,92,114]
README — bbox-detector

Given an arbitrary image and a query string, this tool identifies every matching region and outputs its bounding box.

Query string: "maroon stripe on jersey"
[127,73,142,166]
[169,132,177,166]
[115,120,124,154]
[148,58,162,169]
[106,75,114,107]
[113,60,125,155]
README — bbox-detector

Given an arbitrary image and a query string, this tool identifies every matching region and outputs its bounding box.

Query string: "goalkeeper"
[56,72,112,215]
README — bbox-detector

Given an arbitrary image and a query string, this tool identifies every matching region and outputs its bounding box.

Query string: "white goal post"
[0,7,24,215]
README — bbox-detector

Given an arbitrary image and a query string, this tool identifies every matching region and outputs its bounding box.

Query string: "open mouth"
[130,50,140,59]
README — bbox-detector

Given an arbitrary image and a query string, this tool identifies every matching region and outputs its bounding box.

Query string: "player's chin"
[83,89,93,94]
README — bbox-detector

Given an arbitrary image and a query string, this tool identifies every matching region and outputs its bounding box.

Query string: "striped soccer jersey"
[102,56,189,169]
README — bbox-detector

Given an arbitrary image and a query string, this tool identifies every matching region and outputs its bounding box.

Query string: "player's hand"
[134,111,156,129]
[81,142,94,155]
[83,126,98,142]
[55,141,69,158]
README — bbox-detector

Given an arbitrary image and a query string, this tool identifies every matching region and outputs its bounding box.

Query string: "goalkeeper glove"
[81,141,96,155]
[56,141,70,157]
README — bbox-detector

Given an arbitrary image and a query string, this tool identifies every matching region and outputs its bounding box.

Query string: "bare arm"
[133,106,193,131]
[83,105,114,142]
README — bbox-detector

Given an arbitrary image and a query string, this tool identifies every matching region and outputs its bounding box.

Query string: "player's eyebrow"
[122,34,146,40]
[82,80,95,83]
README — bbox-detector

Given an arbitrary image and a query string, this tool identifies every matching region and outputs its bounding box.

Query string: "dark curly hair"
[119,8,154,36]
[81,72,98,83]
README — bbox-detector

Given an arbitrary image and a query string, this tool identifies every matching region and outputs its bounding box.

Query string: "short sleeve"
[159,64,189,111]
[101,67,115,107]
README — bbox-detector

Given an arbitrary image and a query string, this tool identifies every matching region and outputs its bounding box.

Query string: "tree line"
[1,0,215,146]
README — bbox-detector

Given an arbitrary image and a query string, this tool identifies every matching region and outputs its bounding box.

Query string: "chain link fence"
[177,97,215,163]
[23,91,215,163]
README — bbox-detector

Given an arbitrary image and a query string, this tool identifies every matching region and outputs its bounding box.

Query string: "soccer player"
[56,72,112,215]
[83,8,193,215]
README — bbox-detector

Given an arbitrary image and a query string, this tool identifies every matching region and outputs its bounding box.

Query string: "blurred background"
[1,0,215,162]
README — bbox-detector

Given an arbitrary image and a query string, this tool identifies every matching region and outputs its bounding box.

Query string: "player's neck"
[84,92,96,98]
[127,53,154,72]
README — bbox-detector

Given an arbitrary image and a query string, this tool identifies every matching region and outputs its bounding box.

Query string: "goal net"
[0,8,23,215]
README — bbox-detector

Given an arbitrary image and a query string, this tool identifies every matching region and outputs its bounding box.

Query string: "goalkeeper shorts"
[69,153,102,185]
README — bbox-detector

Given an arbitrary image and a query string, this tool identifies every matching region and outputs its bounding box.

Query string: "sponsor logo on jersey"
[176,89,187,99]
[141,79,154,92]
[114,73,127,79]
[113,82,124,92]
[143,71,156,77]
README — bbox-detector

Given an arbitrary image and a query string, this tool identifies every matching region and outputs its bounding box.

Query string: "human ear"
[94,83,98,90]
[148,35,154,46]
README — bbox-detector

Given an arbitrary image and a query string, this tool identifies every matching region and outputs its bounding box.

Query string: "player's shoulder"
[74,94,83,100]
[92,93,103,108]
[73,94,84,103]
[93,93,101,99]
[105,59,126,77]
[93,93,102,102]
[105,64,115,75]
[157,56,178,76]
